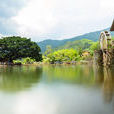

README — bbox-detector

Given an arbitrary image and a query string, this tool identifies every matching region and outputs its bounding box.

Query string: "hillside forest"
[43,39,100,64]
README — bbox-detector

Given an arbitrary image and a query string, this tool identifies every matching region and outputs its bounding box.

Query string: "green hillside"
[38,28,114,52]
[56,39,95,50]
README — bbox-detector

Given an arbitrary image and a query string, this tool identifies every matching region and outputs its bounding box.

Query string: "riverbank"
[0,60,93,66]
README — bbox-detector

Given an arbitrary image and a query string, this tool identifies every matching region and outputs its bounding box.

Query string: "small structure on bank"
[94,20,114,67]
[82,51,90,57]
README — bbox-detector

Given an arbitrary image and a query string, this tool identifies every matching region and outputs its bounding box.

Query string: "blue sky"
[0,0,114,41]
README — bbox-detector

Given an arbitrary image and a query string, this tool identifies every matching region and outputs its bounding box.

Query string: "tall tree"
[0,36,42,62]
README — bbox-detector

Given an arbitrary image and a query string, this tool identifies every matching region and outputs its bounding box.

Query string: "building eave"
[110,20,114,31]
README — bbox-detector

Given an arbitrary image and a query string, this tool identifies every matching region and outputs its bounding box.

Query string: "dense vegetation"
[56,39,98,50]
[13,57,35,65]
[0,34,113,65]
[43,49,78,63]
[0,36,42,63]
[43,39,99,64]
[38,28,114,52]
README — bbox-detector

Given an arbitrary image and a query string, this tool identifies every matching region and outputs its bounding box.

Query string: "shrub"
[13,57,35,65]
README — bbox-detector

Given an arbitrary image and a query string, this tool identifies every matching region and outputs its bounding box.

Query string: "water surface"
[0,65,114,114]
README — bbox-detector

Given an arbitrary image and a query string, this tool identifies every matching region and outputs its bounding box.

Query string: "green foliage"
[89,42,100,55]
[58,39,100,56]
[77,48,83,57]
[0,36,42,62]
[112,37,114,40]
[90,42,99,50]
[13,59,22,65]
[44,45,52,56]
[57,39,95,50]
[38,28,114,52]
[22,57,35,64]
[43,49,78,63]
[43,39,101,63]
[13,57,35,65]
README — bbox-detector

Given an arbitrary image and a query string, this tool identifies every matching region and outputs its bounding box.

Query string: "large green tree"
[0,36,42,62]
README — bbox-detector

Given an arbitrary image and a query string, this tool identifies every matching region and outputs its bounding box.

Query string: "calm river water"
[0,65,114,114]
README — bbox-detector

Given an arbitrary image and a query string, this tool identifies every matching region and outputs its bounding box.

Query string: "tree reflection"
[42,65,94,85]
[0,66,42,92]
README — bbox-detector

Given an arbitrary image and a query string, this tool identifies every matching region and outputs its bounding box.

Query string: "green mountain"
[56,39,95,50]
[38,28,114,52]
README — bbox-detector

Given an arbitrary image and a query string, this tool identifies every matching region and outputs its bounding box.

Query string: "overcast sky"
[0,0,114,41]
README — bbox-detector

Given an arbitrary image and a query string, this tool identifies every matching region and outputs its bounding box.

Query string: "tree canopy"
[43,49,78,63]
[0,36,42,62]
[43,39,101,64]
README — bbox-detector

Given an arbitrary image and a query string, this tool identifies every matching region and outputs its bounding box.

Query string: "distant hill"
[56,39,95,50]
[37,28,114,52]
[37,39,66,53]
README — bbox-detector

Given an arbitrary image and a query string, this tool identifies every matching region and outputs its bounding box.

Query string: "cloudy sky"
[0,0,114,41]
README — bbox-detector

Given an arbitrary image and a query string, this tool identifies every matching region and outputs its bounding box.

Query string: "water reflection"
[43,65,114,103]
[93,66,114,103]
[103,68,114,103]
[0,65,114,114]
[42,65,94,85]
[0,66,42,92]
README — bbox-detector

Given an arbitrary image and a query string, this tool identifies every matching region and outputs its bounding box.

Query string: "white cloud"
[12,0,114,41]
[101,0,114,9]
[0,33,5,38]
[13,0,58,39]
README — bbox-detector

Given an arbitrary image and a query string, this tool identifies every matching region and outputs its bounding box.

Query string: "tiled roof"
[110,20,114,31]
